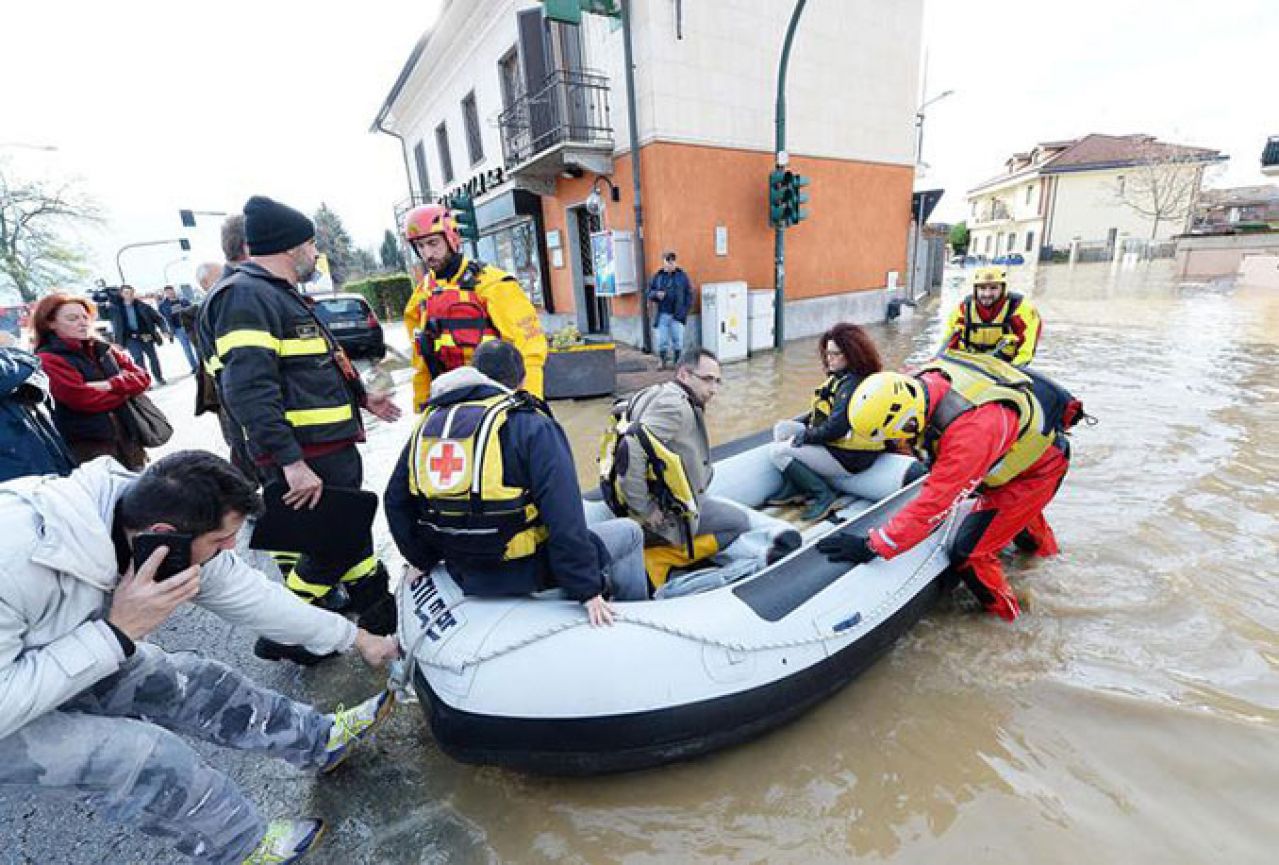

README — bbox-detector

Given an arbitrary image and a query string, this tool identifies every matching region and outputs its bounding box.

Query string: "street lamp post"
[773,0,810,349]
[908,89,954,301]
[0,142,59,152]
[116,238,190,284]
[163,256,190,285]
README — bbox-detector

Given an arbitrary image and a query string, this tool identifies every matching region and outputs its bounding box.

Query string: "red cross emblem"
[426,441,467,489]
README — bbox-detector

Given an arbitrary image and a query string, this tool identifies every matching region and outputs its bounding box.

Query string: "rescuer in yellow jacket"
[942,266,1042,366]
[402,204,547,411]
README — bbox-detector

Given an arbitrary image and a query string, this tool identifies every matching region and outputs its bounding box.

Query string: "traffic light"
[179,209,196,228]
[768,169,812,228]
[789,172,810,225]
[452,193,481,246]
[179,238,191,252]
[768,169,788,227]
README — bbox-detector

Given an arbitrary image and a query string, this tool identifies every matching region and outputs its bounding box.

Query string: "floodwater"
[33,261,1272,864]
[306,260,1279,864]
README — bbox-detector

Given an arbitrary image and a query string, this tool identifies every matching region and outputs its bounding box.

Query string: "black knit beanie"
[243,196,315,255]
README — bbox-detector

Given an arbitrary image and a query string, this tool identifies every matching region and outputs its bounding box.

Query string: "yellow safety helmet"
[847,372,926,443]
[973,266,1008,287]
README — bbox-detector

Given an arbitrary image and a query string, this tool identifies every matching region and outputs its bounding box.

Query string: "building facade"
[372,0,922,346]
[966,134,1224,262]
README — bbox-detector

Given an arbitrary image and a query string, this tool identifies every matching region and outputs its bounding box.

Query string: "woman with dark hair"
[31,292,152,470]
[767,322,886,520]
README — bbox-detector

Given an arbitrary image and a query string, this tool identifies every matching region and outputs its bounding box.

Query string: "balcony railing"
[498,69,613,169]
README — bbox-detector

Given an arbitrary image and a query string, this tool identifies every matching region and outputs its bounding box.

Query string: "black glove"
[816,532,877,565]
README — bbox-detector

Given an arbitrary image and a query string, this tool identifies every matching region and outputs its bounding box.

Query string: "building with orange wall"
[372,0,922,350]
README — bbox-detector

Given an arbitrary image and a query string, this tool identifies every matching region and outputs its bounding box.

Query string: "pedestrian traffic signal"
[179,238,191,251]
[452,193,481,246]
[179,209,196,228]
[768,169,811,228]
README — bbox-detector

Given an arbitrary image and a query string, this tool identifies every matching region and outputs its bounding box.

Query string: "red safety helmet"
[404,203,461,253]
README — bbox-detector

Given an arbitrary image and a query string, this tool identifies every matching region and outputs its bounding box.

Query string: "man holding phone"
[0,451,400,864]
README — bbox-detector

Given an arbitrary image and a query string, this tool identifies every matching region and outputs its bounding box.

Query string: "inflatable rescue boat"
[394,430,964,775]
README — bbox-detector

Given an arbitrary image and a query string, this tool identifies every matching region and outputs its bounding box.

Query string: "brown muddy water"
[119,261,1279,862]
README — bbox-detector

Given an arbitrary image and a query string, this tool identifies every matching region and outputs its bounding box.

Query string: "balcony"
[498,69,614,180]
[1263,136,1279,177]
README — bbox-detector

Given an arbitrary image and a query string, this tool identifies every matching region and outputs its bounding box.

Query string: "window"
[498,47,522,109]
[462,92,484,165]
[1025,185,1034,205]
[413,139,431,197]
[435,122,454,184]
[1025,231,1035,253]
[1007,232,1016,251]
[1117,175,1126,195]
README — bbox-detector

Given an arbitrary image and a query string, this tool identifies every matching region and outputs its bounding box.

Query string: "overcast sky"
[3,0,1273,291]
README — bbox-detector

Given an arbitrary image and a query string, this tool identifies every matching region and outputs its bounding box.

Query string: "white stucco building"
[966,134,1224,262]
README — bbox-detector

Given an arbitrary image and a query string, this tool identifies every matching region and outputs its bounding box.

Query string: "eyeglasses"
[823,349,844,358]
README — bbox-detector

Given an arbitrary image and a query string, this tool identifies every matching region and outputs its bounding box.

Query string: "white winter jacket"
[0,458,358,740]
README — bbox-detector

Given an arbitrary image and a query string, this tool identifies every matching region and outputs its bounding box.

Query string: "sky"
[3,0,1275,292]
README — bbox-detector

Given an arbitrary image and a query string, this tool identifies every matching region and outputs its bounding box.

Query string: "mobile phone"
[131,531,195,581]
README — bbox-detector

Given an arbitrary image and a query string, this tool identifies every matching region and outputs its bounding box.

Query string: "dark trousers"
[125,336,164,383]
[264,445,376,600]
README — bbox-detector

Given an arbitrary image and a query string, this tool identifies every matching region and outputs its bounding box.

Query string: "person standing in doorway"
[647,251,693,369]
[157,285,198,374]
[110,285,168,386]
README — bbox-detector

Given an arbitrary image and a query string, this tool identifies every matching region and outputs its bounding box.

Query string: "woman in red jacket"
[31,293,152,469]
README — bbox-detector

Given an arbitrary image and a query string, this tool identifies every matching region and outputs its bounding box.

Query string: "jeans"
[588,516,648,600]
[654,313,685,359]
[173,326,198,371]
[125,336,164,383]
[0,643,332,864]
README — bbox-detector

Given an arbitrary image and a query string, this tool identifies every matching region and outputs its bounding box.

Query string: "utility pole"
[773,0,808,349]
[620,0,652,353]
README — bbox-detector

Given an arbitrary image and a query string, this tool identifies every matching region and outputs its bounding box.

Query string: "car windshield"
[315,298,367,318]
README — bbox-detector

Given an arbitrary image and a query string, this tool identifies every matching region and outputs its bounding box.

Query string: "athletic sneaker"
[242,818,325,864]
[320,690,396,774]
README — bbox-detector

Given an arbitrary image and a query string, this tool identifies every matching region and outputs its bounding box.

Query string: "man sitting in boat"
[600,348,801,593]
[818,350,1071,621]
[767,323,887,521]
[384,340,649,627]
[941,266,1042,366]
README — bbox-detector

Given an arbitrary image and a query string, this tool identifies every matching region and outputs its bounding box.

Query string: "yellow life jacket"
[809,373,884,452]
[919,350,1057,488]
[598,388,700,558]
[407,391,549,562]
[958,292,1025,359]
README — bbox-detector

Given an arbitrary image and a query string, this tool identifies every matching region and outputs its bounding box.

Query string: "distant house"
[1263,136,1279,177]
[966,134,1225,262]
[1192,185,1279,233]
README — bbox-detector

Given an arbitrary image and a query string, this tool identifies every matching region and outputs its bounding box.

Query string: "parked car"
[992,253,1026,266]
[312,293,386,360]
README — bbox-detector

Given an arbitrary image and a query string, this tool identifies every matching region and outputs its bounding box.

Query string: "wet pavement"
[3,260,1278,863]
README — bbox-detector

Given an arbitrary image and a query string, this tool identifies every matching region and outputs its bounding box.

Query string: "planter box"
[544,341,616,400]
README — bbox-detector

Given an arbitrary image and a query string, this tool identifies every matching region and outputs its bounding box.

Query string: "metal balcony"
[498,69,614,179]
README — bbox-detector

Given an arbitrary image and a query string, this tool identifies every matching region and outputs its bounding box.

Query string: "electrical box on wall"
[701,281,749,363]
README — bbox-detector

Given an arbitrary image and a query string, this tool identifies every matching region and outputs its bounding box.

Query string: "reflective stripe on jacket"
[197,262,364,467]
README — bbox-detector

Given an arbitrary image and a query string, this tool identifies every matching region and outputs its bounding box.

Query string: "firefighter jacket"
[197,262,365,468]
[868,352,1060,560]
[404,255,548,411]
[943,291,1042,366]
[384,367,605,601]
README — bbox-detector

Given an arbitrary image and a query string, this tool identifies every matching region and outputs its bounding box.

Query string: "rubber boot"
[765,471,806,507]
[783,461,839,522]
[344,562,396,634]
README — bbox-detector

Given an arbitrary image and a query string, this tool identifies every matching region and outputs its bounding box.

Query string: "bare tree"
[1113,143,1217,240]
[0,162,101,302]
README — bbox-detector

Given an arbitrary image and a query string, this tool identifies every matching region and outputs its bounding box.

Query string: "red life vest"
[418,261,501,374]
